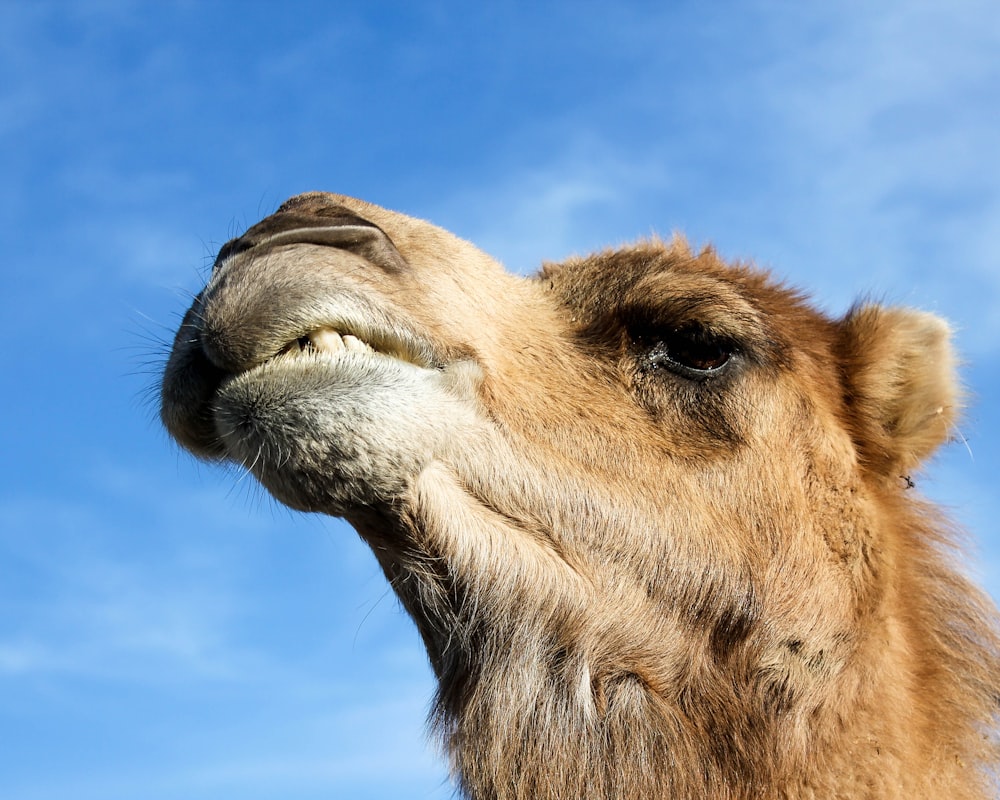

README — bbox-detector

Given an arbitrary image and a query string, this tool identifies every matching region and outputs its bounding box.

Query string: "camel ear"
[837,304,960,477]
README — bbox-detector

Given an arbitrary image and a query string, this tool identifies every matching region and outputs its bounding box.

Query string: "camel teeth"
[309,328,346,354]
[288,327,386,360]
[342,334,373,354]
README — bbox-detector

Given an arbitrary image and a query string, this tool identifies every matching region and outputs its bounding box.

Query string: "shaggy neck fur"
[353,456,1000,800]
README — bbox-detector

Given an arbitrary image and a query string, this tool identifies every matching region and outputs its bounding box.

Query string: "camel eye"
[646,326,733,379]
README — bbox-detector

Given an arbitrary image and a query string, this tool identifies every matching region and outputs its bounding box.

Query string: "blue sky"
[1,1,998,798]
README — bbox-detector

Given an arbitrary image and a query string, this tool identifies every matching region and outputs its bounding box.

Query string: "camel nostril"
[198,325,240,373]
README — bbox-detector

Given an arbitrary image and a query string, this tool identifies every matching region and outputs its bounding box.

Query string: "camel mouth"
[274,325,436,369]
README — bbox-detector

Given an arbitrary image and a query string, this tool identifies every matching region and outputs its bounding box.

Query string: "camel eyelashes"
[643,325,735,379]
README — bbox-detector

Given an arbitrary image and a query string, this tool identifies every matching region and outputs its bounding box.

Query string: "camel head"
[161,192,998,799]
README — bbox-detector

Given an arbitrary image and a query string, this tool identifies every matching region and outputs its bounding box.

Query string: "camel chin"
[213,330,484,515]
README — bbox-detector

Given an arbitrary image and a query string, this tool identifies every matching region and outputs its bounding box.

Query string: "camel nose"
[195,207,412,375]
[213,197,408,275]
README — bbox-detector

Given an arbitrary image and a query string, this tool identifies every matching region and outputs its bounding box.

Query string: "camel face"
[163,193,858,515]
[160,192,997,800]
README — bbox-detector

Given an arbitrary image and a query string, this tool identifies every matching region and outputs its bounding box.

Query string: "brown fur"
[161,192,1000,799]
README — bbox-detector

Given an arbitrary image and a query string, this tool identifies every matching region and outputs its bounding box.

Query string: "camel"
[160,192,1000,799]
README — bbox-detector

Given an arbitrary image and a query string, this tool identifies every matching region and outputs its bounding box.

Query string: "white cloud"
[433,139,666,274]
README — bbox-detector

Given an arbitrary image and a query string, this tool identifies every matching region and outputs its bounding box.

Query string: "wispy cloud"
[0,496,244,682]
[0,447,380,685]
[423,1,1000,356]
[713,1,1000,338]
[431,136,670,274]
[0,456,449,799]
